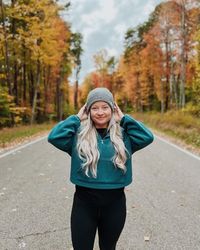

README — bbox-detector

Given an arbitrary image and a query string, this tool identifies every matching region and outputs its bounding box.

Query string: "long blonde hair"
[77,114,128,178]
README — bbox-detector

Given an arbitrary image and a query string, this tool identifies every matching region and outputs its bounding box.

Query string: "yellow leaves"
[9,107,29,124]
[0,73,6,80]
[0,0,75,125]
[7,0,71,67]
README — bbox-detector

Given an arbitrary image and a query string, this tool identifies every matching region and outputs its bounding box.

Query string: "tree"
[0,0,12,95]
[189,23,200,116]
[170,0,200,108]
[70,32,83,111]
[93,49,117,90]
[0,0,74,126]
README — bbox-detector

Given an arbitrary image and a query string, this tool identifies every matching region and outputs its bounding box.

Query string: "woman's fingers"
[77,104,88,121]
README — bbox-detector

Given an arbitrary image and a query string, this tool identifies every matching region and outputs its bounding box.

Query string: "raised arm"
[120,114,154,154]
[114,103,154,154]
[48,115,81,155]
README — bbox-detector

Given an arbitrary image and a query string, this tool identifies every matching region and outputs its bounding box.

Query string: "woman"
[48,87,154,250]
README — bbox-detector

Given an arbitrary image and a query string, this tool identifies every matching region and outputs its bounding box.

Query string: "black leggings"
[71,186,126,250]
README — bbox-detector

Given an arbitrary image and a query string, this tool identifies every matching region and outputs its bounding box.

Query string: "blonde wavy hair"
[77,113,128,178]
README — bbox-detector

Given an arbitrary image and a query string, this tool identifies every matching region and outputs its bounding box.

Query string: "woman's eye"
[91,106,109,111]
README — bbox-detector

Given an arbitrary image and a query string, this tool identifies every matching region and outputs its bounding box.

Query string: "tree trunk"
[23,48,27,103]
[56,76,62,121]
[74,67,80,111]
[179,1,187,108]
[165,39,170,112]
[31,60,40,124]
[13,53,18,105]
[169,43,174,109]
[136,71,141,112]
[29,68,34,107]
[10,0,19,105]
[43,66,51,117]
[174,75,179,108]
[74,79,78,111]
[161,79,165,114]
[0,0,12,95]
[43,67,47,116]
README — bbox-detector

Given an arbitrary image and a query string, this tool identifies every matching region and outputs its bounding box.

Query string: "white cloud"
[114,23,128,36]
[114,23,127,33]
[81,11,100,26]
[81,0,117,27]
[105,47,118,57]
[81,26,98,43]
[98,0,118,23]
[61,0,163,83]
[143,0,160,16]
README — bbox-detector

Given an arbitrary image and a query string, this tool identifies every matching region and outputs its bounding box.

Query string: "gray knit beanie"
[86,87,114,112]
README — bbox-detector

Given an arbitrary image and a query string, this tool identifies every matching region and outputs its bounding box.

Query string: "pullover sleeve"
[47,115,81,155]
[120,114,154,154]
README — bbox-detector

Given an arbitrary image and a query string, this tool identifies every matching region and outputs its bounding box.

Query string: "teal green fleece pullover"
[48,114,154,189]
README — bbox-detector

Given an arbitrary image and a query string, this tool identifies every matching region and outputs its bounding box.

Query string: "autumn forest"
[0,0,200,127]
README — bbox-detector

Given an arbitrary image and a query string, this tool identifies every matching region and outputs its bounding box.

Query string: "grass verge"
[131,111,200,153]
[0,123,54,148]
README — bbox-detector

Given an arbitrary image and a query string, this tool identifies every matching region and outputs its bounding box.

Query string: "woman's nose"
[97,108,104,114]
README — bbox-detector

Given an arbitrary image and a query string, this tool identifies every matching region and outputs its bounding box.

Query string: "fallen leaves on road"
[144,236,150,241]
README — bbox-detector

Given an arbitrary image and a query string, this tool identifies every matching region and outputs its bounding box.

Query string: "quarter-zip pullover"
[48,114,154,189]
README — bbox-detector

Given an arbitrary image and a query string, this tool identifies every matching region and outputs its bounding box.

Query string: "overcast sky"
[59,0,163,83]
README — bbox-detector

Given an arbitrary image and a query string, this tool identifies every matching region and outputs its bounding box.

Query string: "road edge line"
[155,135,200,161]
[1,134,199,161]
[0,136,47,159]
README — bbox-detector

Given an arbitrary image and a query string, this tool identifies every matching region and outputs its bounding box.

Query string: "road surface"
[0,134,200,250]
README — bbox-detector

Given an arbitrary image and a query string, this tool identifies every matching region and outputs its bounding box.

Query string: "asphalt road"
[0,135,200,250]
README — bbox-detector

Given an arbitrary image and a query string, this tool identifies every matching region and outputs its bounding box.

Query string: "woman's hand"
[114,103,124,123]
[77,104,88,121]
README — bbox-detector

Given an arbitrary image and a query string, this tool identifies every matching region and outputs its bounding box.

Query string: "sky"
[59,0,163,83]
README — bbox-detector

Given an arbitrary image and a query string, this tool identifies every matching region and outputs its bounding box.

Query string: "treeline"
[80,0,200,116]
[0,0,82,127]
[1,0,200,128]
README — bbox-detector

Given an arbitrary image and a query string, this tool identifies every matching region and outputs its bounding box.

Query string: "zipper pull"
[101,139,104,144]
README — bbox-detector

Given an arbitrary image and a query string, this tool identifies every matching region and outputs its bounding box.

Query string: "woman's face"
[90,101,112,128]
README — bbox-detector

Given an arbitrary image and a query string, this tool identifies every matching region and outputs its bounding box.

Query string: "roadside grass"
[0,123,54,148]
[131,111,200,150]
